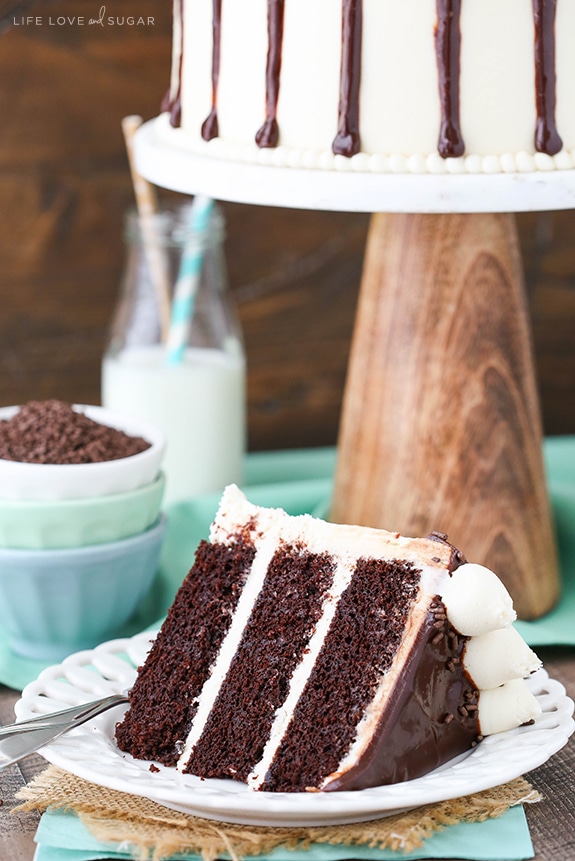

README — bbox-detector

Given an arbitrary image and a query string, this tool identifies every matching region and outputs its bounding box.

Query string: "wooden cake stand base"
[331,212,559,620]
[133,122,564,621]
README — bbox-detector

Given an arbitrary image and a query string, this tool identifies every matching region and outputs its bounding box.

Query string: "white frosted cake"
[116,485,541,792]
[159,0,575,175]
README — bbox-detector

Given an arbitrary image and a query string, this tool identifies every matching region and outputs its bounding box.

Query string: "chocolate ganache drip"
[532,0,562,156]
[435,0,464,159]
[163,0,184,127]
[332,0,363,158]
[426,531,467,573]
[256,0,286,148]
[201,0,223,141]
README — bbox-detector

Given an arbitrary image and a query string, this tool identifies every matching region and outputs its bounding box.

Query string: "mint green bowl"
[0,472,165,550]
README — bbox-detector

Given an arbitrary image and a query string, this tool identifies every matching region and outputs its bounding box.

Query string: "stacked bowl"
[0,402,167,661]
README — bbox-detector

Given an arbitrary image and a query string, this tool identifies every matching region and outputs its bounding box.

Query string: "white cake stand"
[135,116,567,620]
[137,117,575,214]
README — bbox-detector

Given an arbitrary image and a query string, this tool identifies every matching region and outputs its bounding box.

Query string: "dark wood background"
[1,0,574,452]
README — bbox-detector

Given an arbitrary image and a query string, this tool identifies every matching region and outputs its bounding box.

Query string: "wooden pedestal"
[331,211,559,621]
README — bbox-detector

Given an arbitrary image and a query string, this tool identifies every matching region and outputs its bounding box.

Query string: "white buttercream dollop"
[478,678,542,736]
[463,627,541,690]
[441,563,516,636]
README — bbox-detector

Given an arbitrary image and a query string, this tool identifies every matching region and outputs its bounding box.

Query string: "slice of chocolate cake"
[116,485,541,792]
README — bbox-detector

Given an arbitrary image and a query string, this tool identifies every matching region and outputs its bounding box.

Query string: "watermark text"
[13,7,155,27]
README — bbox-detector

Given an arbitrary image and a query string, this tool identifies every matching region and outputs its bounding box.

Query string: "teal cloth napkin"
[33,803,534,861]
[515,436,575,645]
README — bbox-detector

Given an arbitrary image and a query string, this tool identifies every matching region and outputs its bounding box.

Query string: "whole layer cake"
[159,0,575,175]
[115,485,541,791]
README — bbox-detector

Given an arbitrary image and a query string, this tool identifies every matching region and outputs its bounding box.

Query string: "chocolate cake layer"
[322,600,479,790]
[116,538,255,764]
[259,558,422,791]
[182,545,335,779]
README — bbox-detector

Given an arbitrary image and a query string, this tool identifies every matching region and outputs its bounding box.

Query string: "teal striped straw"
[166,195,215,366]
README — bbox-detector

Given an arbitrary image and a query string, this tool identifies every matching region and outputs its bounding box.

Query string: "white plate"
[15,632,574,827]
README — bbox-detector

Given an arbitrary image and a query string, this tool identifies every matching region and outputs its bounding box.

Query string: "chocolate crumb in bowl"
[0,400,151,464]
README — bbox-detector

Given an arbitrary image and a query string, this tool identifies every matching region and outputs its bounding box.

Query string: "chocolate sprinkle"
[0,400,151,464]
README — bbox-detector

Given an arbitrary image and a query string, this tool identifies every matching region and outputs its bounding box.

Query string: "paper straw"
[165,195,215,367]
[121,115,172,343]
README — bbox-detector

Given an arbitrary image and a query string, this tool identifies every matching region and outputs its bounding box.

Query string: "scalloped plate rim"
[14,630,575,826]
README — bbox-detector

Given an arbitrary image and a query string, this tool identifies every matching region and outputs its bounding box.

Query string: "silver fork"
[0,693,129,770]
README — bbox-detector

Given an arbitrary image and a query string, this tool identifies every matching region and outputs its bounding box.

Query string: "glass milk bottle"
[101,199,246,506]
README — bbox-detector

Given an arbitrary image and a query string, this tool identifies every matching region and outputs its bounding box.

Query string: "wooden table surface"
[0,0,574,858]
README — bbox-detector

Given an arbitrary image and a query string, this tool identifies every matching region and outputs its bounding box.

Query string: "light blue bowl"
[0,515,166,661]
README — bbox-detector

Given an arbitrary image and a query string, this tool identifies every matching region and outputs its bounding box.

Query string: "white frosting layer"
[168,0,575,174]
[247,552,358,790]
[176,515,284,772]
[211,485,455,572]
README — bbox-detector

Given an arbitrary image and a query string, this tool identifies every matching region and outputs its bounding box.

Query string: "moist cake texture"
[159,0,575,175]
[116,485,541,792]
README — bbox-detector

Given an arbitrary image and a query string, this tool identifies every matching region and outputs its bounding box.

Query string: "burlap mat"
[16,765,541,861]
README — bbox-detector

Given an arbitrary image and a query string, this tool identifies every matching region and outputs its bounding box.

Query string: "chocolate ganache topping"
[427,530,467,573]
[255,0,286,148]
[165,0,183,127]
[332,0,363,158]
[435,0,465,159]
[532,0,563,156]
[324,601,480,791]
[200,0,222,141]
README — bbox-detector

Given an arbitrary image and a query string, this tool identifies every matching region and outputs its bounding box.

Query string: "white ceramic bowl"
[0,515,167,661]
[0,405,166,501]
